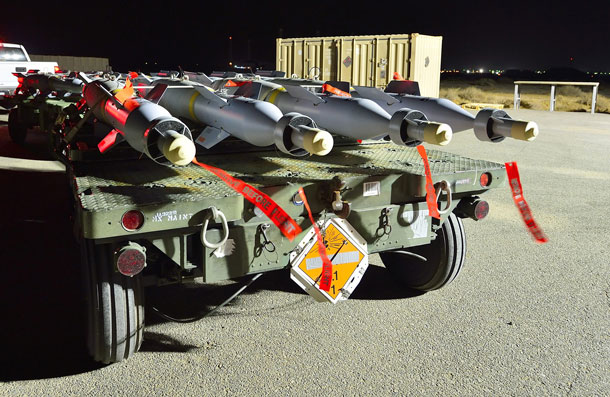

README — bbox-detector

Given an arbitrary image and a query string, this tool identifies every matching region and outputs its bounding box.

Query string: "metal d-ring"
[200,207,229,249]
[434,180,452,214]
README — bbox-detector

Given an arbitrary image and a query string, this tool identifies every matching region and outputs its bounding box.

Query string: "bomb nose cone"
[162,134,196,166]
[512,120,539,141]
[423,123,453,146]
[302,128,333,156]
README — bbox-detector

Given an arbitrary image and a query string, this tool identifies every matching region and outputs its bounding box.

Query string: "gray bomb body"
[155,79,281,147]
[360,92,475,132]
[150,79,333,156]
[262,82,392,140]
[20,73,83,95]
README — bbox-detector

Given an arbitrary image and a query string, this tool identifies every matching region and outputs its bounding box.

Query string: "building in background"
[30,54,111,72]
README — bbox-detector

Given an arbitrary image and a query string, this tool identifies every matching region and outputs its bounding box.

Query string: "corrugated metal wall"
[276,34,442,97]
[30,55,111,72]
[408,34,443,97]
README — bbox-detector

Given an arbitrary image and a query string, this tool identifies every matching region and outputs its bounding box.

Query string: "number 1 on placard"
[334,270,338,281]
[331,285,336,294]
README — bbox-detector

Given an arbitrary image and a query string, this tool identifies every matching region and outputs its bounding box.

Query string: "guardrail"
[513,81,599,114]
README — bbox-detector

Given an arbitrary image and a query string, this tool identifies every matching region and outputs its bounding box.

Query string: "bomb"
[80,74,195,166]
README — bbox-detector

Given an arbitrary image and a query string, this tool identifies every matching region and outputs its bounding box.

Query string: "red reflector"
[480,172,491,187]
[54,66,61,73]
[474,200,490,220]
[116,247,146,277]
[17,77,24,84]
[121,210,144,231]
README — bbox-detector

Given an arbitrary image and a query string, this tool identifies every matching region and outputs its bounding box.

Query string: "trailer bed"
[72,143,505,240]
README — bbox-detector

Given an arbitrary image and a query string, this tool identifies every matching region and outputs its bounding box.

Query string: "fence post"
[550,85,556,111]
[591,84,598,114]
[514,84,520,109]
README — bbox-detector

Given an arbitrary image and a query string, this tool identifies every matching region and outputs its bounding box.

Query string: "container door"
[408,34,442,97]
[386,37,410,89]
[304,40,323,80]
[352,38,374,87]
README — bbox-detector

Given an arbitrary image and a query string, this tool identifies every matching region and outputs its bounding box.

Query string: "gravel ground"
[0,109,608,396]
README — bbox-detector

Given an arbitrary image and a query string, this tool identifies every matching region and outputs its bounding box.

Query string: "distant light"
[229,36,233,40]
[229,62,233,66]
[479,68,484,73]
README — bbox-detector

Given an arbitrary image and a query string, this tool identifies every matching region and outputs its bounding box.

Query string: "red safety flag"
[192,159,301,241]
[393,72,404,80]
[298,187,333,291]
[114,78,134,104]
[224,80,248,88]
[505,162,548,243]
[322,83,351,97]
[416,145,441,219]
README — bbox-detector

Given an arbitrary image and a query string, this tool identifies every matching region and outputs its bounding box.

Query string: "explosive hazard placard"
[290,218,369,303]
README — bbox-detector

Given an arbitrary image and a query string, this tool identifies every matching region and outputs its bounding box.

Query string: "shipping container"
[276,34,442,97]
[30,55,111,72]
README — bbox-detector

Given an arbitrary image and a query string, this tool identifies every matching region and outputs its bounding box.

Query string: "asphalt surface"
[0,109,608,396]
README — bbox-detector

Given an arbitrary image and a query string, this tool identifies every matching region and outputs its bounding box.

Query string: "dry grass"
[440,78,610,113]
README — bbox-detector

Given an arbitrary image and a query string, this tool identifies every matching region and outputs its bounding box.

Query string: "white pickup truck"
[0,43,58,96]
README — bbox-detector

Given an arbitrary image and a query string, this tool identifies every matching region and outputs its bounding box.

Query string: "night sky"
[1,0,608,73]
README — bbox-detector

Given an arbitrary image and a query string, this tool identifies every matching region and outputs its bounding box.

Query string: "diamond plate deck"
[74,143,503,213]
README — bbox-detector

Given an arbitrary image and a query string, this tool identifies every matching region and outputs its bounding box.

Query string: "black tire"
[8,108,27,145]
[380,213,466,291]
[83,240,144,363]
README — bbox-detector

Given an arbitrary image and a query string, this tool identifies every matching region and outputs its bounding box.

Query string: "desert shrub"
[473,78,497,87]
[557,85,585,97]
[519,100,533,109]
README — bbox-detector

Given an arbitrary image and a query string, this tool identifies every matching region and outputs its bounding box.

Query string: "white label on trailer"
[363,181,381,197]
[402,209,429,238]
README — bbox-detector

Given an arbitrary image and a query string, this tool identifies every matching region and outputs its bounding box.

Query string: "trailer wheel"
[380,213,466,292]
[83,240,144,364]
[8,108,27,145]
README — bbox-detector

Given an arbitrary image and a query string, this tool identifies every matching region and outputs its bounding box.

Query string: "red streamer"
[505,162,548,243]
[298,187,332,292]
[192,159,301,241]
[416,145,441,220]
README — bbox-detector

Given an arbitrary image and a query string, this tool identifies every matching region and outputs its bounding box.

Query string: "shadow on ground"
[0,170,104,381]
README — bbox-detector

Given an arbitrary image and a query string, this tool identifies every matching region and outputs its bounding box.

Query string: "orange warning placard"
[296,222,365,299]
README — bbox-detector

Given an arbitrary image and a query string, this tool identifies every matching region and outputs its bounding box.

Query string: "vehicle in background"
[0,43,58,97]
